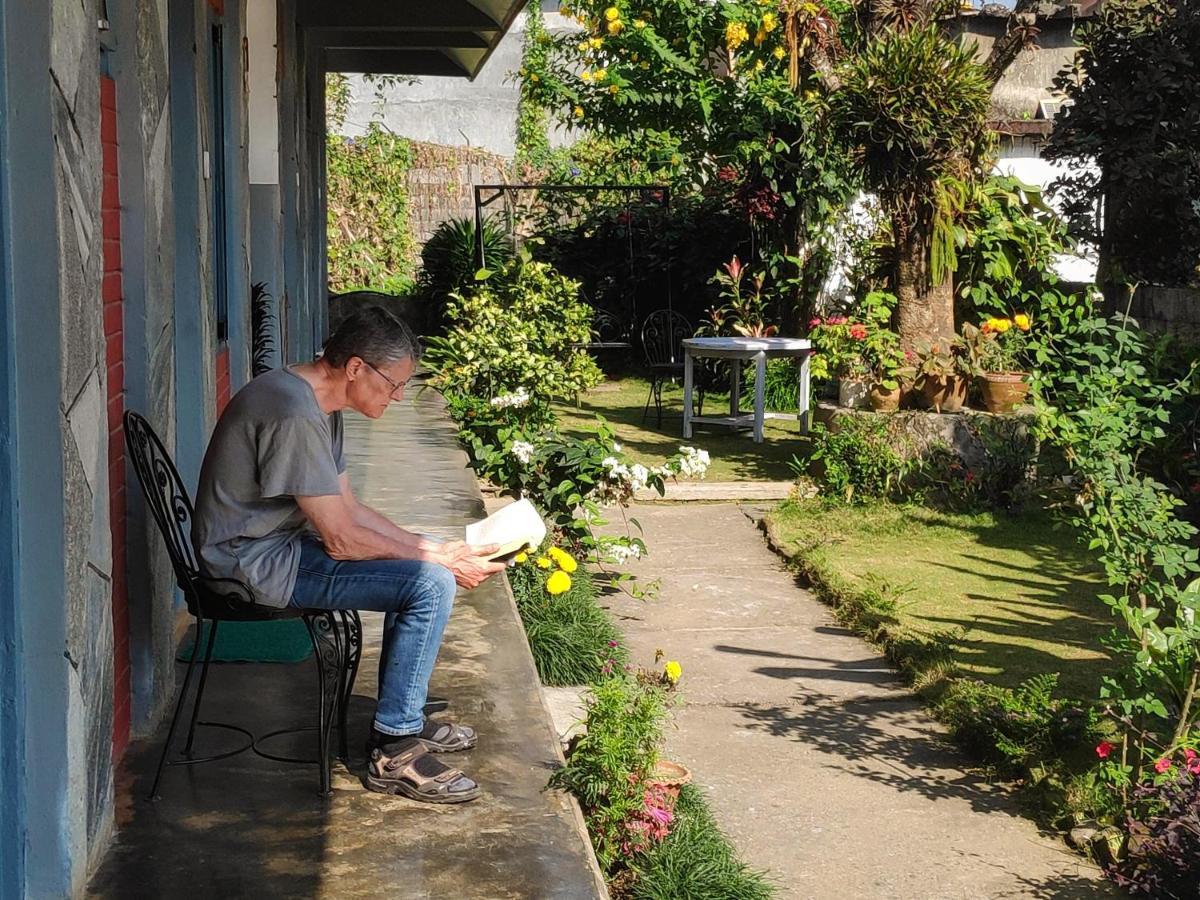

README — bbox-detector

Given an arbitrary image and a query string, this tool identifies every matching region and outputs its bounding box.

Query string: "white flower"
[603,542,644,564]
[510,440,536,465]
[675,446,711,479]
[613,442,622,452]
[490,387,531,409]
[629,464,649,493]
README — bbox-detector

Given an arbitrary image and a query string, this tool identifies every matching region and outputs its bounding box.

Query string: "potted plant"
[809,316,870,408]
[862,325,904,411]
[962,314,1032,413]
[914,337,971,412]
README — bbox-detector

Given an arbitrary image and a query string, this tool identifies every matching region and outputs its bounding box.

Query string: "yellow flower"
[549,547,578,573]
[580,70,593,82]
[1014,313,1031,331]
[514,551,528,564]
[773,46,786,59]
[578,40,591,52]
[663,660,682,684]
[574,105,585,118]
[604,6,620,21]
[589,36,604,49]
[754,59,765,72]
[725,21,750,51]
[607,19,623,34]
[609,83,619,93]
[754,28,766,46]
[993,318,1013,333]
[546,570,572,595]
[633,18,646,28]
[536,556,553,569]
[639,61,649,69]
[529,73,539,82]
[762,11,778,31]
[594,67,607,80]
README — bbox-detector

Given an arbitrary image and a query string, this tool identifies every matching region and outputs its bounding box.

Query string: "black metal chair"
[123,410,361,798]
[640,309,692,427]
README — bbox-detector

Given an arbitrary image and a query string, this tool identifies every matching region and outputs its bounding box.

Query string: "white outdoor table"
[682,337,814,443]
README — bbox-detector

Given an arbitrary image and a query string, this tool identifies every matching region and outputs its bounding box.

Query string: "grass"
[764,501,1112,700]
[508,561,626,686]
[626,785,774,900]
[553,375,807,483]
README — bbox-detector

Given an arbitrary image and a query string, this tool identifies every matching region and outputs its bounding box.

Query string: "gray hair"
[322,305,422,368]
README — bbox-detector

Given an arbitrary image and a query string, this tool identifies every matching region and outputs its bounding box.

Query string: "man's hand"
[438,541,505,590]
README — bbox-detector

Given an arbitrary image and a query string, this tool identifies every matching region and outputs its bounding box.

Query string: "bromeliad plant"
[702,256,779,338]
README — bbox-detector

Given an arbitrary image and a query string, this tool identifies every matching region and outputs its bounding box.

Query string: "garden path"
[599,502,1113,900]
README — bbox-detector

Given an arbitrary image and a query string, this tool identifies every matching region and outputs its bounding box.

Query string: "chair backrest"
[592,309,628,344]
[123,410,201,595]
[640,309,691,366]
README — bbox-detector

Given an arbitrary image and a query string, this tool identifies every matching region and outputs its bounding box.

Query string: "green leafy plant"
[702,256,779,338]
[424,259,602,405]
[550,672,671,871]
[798,416,909,503]
[961,315,1033,376]
[416,216,515,309]
[913,336,970,379]
[743,358,801,412]
[325,123,417,295]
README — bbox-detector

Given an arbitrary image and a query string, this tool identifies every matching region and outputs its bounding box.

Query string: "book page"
[464,498,547,561]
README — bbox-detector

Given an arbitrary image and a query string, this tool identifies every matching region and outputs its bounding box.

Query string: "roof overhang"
[299,0,529,79]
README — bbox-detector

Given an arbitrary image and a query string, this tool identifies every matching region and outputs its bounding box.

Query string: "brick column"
[216,346,232,414]
[100,75,131,762]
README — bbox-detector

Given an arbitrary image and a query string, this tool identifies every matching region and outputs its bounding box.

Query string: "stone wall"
[406,141,511,248]
[50,0,116,883]
[1129,285,1200,341]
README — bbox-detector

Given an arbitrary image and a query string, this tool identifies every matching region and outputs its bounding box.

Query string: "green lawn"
[553,376,807,483]
[765,501,1113,699]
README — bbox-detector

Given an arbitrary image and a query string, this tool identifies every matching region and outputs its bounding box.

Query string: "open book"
[464,498,547,562]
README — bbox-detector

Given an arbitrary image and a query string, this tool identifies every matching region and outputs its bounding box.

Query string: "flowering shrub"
[424,259,602,405]
[1107,748,1200,898]
[700,256,779,338]
[797,417,910,504]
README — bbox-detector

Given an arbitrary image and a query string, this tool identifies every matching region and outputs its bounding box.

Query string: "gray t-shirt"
[192,367,346,607]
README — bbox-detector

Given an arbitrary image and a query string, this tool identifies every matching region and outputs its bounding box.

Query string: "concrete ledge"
[88,388,606,899]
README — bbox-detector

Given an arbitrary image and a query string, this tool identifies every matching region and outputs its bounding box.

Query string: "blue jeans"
[289,536,458,736]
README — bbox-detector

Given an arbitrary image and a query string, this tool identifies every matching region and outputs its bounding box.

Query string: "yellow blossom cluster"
[518,545,578,595]
[981,314,1031,334]
[725,21,750,51]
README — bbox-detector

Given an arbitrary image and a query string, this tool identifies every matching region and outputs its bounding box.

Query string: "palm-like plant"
[836,24,992,353]
[417,216,515,304]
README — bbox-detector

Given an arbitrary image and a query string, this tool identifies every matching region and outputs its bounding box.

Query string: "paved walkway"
[88,381,603,899]
[601,502,1111,900]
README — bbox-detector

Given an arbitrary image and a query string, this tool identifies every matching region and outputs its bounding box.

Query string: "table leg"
[730,361,740,418]
[753,352,766,443]
[799,351,812,435]
[683,351,694,439]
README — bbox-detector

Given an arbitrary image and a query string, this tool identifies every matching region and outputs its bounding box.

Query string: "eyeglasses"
[363,361,410,399]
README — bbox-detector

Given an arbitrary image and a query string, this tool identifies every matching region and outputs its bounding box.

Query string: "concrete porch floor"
[87,380,604,899]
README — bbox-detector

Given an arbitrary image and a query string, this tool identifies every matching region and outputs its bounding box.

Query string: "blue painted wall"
[0,2,71,896]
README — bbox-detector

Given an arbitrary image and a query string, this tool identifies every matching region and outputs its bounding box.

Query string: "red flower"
[1154,757,1173,774]
[808,317,821,330]
[723,255,743,281]
[1095,741,1115,759]
[964,470,976,484]
[1189,482,1200,494]
[849,323,868,340]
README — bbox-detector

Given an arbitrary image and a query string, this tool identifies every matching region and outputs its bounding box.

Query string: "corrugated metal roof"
[301,0,529,79]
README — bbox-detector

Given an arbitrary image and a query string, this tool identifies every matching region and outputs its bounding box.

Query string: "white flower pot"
[837,378,870,409]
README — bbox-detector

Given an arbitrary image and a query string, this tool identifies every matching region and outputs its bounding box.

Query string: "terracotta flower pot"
[868,383,902,412]
[837,378,870,409]
[919,374,968,413]
[978,371,1030,413]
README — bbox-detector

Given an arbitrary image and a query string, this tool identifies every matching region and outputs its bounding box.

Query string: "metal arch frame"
[471,182,672,271]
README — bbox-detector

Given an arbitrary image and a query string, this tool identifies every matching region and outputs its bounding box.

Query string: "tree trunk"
[895,218,955,354]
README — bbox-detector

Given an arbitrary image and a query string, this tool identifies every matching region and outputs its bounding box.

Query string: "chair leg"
[654,378,664,429]
[183,619,220,757]
[337,611,363,762]
[148,616,205,800]
[641,377,656,424]
[305,612,343,796]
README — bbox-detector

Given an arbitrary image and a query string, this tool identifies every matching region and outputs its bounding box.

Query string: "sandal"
[366,741,480,804]
[416,718,477,753]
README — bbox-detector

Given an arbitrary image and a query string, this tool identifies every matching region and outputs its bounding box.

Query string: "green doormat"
[177,620,314,664]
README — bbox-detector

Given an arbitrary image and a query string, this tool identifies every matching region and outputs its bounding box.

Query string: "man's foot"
[365,740,480,804]
[415,718,476,753]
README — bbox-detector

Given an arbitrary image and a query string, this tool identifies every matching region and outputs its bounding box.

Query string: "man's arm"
[337,473,441,552]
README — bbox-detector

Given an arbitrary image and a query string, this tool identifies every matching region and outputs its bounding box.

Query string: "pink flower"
[964,470,976,484]
[1154,757,1173,774]
[723,255,743,281]
[808,317,821,330]
[1095,741,1115,759]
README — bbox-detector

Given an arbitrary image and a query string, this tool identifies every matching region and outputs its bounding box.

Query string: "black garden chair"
[123,410,361,798]
[640,309,692,427]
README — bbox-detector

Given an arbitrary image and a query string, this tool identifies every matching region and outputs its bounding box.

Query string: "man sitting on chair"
[192,306,504,803]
